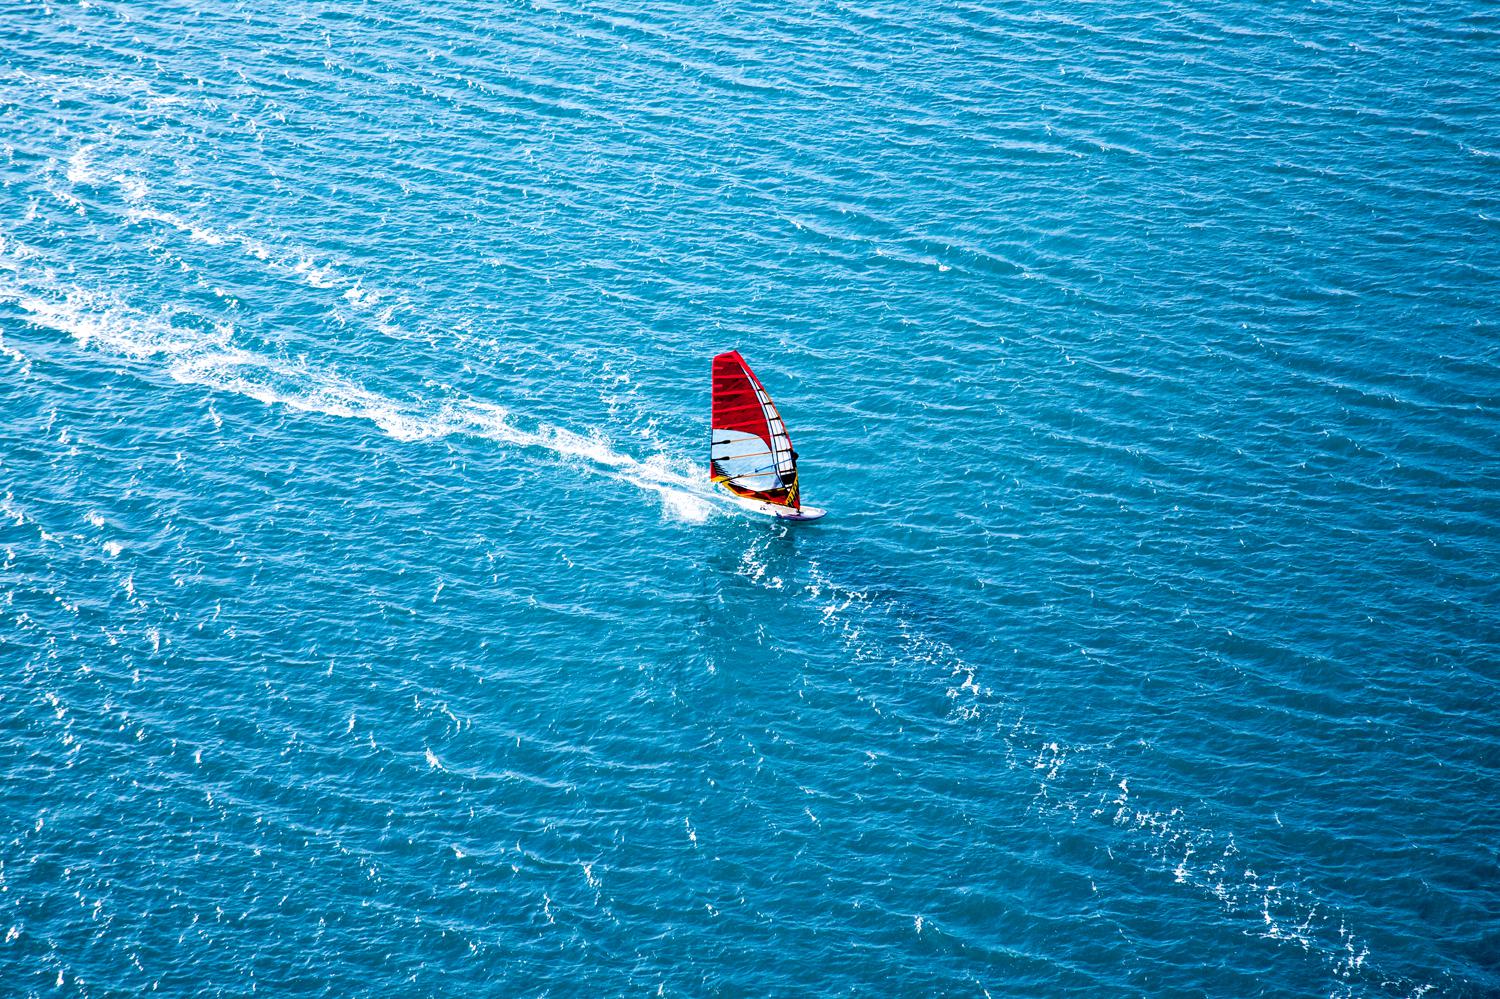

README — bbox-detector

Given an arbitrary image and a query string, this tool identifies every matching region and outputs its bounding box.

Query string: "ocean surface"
[2,1,1497,995]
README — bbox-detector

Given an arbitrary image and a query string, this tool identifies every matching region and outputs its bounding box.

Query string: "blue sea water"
[2,0,1498,994]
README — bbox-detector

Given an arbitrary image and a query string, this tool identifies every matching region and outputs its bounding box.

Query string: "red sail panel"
[711,350,765,442]
[710,351,800,508]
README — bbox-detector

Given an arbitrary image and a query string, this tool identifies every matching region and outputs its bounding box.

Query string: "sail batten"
[709,350,800,509]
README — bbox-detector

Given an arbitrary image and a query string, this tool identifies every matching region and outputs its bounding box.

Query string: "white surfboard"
[725,493,828,521]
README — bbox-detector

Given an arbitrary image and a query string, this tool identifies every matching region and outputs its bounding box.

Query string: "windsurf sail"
[710,350,801,509]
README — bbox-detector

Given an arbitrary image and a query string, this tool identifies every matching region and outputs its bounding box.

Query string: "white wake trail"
[0,265,715,524]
